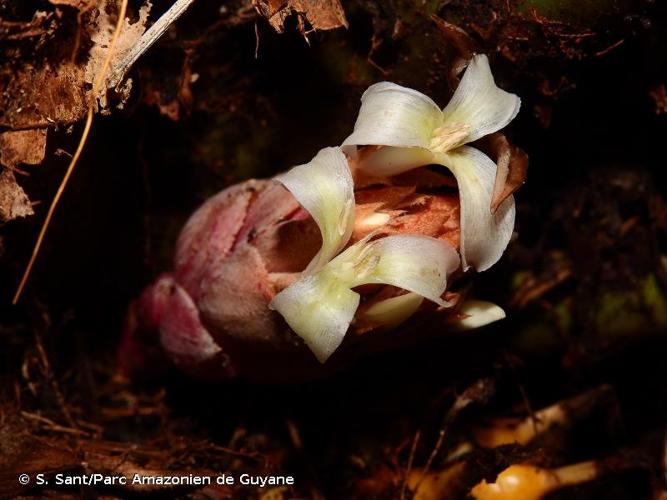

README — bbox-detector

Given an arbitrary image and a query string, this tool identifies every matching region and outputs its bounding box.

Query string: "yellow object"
[471,462,597,500]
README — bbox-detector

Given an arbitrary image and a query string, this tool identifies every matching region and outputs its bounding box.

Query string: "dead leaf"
[0,170,34,222]
[0,129,47,168]
[0,64,86,130]
[255,0,347,33]
[484,133,529,213]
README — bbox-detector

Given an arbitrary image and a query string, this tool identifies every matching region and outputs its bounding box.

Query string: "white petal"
[274,147,355,272]
[271,234,459,362]
[435,146,515,271]
[269,274,360,363]
[333,234,460,306]
[342,82,443,155]
[356,146,436,177]
[441,54,520,145]
[359,292,424,328]
[453,300,506,330]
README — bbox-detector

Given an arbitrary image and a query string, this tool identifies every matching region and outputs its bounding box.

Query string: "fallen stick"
[107,0,198,89]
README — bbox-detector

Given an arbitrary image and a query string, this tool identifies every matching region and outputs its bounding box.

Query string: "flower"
[119,167,468,380]
[120,55,522,378]
[269,147,460,362]
[342,54,520,272]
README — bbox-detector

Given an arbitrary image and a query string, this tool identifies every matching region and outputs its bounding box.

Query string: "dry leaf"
[485,133,529,213]
[0,64,86,129]
[255,0,347,33]
[0,169,35,222]
[0,129,47,168]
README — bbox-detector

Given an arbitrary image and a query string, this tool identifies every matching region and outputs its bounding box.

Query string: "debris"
[48,0,93,8]
[0,65,86,130]
[485,134,529,214]
[0,170,34,222]
[650,84,667,115]
[0,129,47,168]
[106,0,198,91]
[86,0,153,110]
[0,1,153,129]
[255,0,348,34]
[0,418,79,498]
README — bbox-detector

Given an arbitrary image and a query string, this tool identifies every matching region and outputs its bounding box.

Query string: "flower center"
[429,123,471,153]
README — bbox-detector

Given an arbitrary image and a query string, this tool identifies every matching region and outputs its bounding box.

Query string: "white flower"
[342,54,520,272]
[270,147,460,362]
[273,147,356,273]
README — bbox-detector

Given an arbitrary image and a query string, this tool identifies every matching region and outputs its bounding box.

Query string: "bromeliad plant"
[120,54,522,379]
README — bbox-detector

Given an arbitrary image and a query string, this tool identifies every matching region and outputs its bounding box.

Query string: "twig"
[413,429,445,494]
[505,352,538,434]
[107,0,198,89]
[595,39,625,57]
[401,430,421,500]
[254,21,260,59]
[21,411,90,436]
[34,330,77,429]
[208,443,265,462]
[662,426,667,491]
[70,1,97,63]
[415,377,497,491]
